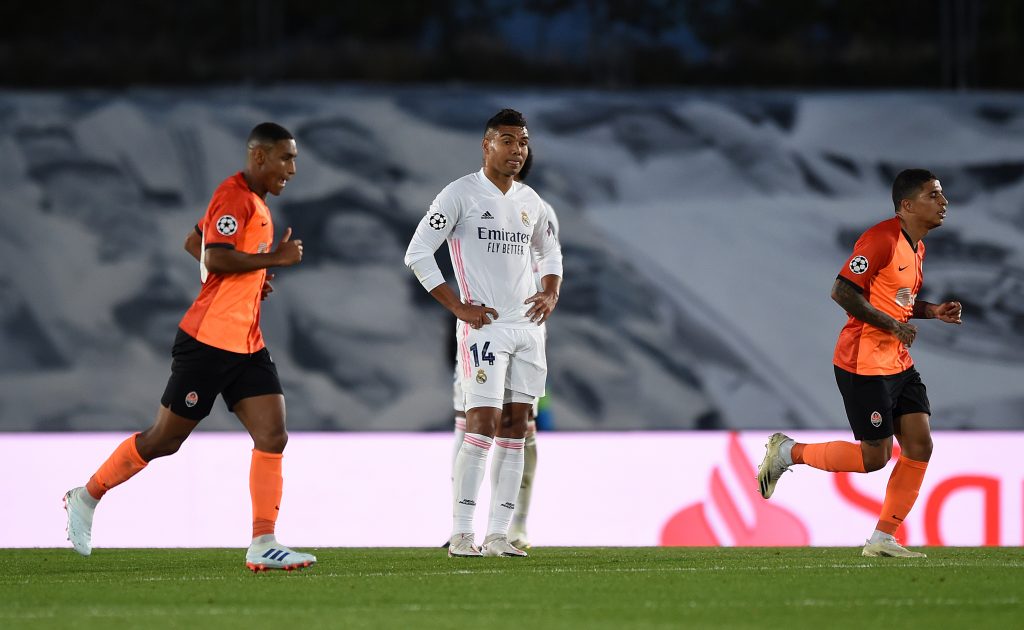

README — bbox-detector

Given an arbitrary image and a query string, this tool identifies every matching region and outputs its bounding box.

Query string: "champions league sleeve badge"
[216,215,239,236]
[428,212,447,230]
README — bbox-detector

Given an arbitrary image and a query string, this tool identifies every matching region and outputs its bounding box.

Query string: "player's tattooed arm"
[912,300,963,324]
[912,300,935,319]
[831,278,917,346]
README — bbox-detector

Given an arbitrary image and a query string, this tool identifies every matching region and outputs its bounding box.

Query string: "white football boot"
[508,528,531,551]
[862,534,927,558]
[64,487,95,557]
[481,533,528,557]
[447,533,483,558]
[757,432,794,499]
[245,535,317,572]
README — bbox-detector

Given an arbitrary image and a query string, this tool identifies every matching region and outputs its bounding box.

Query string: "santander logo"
[660,433,810,546]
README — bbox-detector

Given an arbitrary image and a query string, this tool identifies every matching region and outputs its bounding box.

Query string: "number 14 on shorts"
[470,342,495,367]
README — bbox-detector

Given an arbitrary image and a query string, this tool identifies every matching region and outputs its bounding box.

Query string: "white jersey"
[534,199,559,290]
[405,169,563,328]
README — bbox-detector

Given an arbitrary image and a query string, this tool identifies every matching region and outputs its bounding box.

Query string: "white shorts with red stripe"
[455,324,546,411]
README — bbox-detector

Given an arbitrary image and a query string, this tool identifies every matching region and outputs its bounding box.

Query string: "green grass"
[1,547,1021,629]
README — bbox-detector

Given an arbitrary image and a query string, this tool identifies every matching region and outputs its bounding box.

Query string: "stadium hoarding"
[6,432,1020,548]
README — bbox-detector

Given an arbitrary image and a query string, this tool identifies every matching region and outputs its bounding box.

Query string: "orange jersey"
[833,216,925,376]
[179,173,274,354]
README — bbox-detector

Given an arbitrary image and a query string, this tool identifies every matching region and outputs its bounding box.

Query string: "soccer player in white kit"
[405,109,563,557]
[447,150,559,550]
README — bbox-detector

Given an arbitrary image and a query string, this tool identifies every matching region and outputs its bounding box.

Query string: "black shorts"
[834,365,931,441]
[160,329,283,421]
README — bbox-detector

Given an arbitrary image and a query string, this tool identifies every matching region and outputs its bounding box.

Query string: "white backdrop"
[5,431,1019,549]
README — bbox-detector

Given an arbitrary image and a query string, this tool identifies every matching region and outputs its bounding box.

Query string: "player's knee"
[256,428,288,453]
[904,437,933,463]
[138,433,186,460]
[499,413,526,432]
[860,444,891,472]
[862,456,887,473]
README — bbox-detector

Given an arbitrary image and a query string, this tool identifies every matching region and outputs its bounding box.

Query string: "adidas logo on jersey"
[481,211,494,219]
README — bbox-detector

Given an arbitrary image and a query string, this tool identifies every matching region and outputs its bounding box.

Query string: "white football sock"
[487,437,525,537]
[511,433,537,532]
[451,416,467,482]
[452,433,491,535]
[780,437,796,466]
[78,487,99,509]
[869,529,893,544]
[250,533,276,546]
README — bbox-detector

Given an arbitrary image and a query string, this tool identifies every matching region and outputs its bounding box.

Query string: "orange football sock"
[876,455,928,535]
[794,441,866,473]
[250,449,284,539]
[85,433,148,500]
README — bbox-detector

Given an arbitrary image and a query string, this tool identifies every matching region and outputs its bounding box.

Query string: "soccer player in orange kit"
[757,169,962,558]
[64,122,316,571]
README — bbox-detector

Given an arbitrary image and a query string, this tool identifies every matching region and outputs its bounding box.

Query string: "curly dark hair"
[484,108,528,136]
[892,169,938,212]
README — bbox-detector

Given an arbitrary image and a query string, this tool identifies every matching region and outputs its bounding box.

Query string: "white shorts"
[455,324,547,411]
[452,374,541,416]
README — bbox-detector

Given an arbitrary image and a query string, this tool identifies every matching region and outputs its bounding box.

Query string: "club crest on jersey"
[870,411,882,427]
[185,391,199,408]
[216,215,238,236]
[476,369,487,384]
[520,210,530,227]
[428,212,447,230]
[895,288,915,307]
[849,255,869,274]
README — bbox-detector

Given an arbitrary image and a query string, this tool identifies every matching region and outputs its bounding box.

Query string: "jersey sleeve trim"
[194,224,202,236]
[835,274,863,294]
[205,243,235,250]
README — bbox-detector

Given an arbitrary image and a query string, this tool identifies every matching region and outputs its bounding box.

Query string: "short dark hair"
[517,150,534,182]
[892,169,938,212]
[484,108,528,136]
[247,122,294,149]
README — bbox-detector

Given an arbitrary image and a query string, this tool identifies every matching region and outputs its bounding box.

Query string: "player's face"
[483,126,529,178]
[907,179,948,229]
[258,139,298,196]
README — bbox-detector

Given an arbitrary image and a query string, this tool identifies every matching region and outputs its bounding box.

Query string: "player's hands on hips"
[261,273,275,301]
[933,301,963,324]
[893,321,917,347]
[273,227,303,266]
[458,303,499,329]
[525,290,558,324]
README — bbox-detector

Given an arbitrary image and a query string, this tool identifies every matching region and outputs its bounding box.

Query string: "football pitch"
[1,547,1021,629]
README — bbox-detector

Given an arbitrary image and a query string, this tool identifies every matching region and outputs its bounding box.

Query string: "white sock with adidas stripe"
[452,433,491,536]
[486,437,525,538]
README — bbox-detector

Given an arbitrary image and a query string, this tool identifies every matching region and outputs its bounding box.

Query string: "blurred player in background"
[758,169,962,557]
[63,123,317,571]
[447,151,558,550]
[407,109,563,557]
